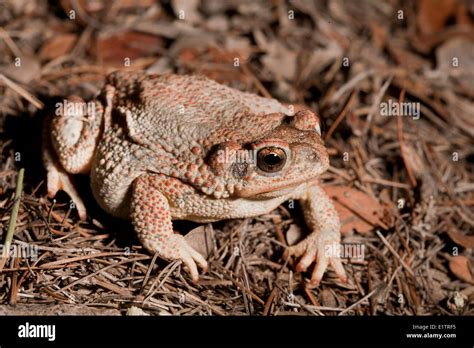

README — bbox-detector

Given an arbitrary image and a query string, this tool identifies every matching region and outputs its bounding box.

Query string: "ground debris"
[0,0,473,316]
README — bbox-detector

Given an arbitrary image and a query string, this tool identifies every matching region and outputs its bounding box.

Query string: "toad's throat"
[235,177,319,199]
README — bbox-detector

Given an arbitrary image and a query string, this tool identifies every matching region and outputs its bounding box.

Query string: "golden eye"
[257,147,287,173]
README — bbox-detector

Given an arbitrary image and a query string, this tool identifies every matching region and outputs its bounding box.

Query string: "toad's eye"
[257,147,287,173]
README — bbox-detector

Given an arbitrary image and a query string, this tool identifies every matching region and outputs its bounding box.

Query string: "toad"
[43,71,347,286]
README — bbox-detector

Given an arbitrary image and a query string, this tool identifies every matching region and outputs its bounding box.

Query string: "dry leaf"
[324,185,386,235]
[0,56,41,84]
[114,0,156,10]
[436,37,474,92]
[369,21,387,49]
[126,306,150,316]
[60,0,155,24]
[449,256,474,284]
[402,143,426,178]
[176,42,246,83]
[417,0,458,36]
[447,228,474,249]
[261,43,297,81]
[224,36,252,60]
[254,31,297,81]
[443,92,474,137]
[146,57,173,75]
[427,269,449,303]
[94,31,164,67]
[300,41,342,83]
[39,33,77,61]
[387,41,428,71]
[184,225,214,258]
[171,0,201,23]
[319,289,338,308]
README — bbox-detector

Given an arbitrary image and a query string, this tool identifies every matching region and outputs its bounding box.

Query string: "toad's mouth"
[235,177,318,199]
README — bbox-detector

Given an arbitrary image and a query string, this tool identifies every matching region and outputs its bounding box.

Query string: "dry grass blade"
[0,74,44,109]
[376,230,414,277]
[0,168,24,272]
[396,89,417,187]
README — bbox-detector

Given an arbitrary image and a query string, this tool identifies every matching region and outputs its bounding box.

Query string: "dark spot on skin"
[309,152,320,162]
[232,162,248,179]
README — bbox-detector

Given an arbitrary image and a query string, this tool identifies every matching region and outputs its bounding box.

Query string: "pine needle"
[0,168,25,272]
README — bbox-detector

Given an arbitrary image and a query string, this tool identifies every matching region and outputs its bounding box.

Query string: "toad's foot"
[45,161,87,220]
[285,231,347,287]
[289,184,348,287]
[143,234,208,282]
[131,174,208,282]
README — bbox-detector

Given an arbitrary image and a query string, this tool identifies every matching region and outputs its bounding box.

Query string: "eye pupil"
[264,153,281,166]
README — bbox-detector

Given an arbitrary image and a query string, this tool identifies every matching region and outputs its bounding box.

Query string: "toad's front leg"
[131,175,208,282]
[287,184,347,287]
[43,96,104,220]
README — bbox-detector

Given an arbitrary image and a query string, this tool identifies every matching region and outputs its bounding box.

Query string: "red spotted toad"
[42,71,347,285]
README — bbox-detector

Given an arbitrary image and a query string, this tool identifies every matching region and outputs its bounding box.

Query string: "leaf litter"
[0,0,473,316]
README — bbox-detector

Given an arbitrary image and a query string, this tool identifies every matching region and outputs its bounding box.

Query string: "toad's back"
[106,72,290,152]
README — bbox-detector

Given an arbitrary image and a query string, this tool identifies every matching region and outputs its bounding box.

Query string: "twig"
[0,28,23,57]
[325,90,357,141]
[40,252,142,268]
[54,256,149,293]
[361,176,411,189]
[376,230,415,277]
[0,168,25,272]
[362,76,393,135]
[367,261,375,315]
[329,69,374,103]
[396,89,417,187]
[338,289,377,315]
[241,64,273,98]
[140,251,160,294]
[303,287,319,307]
[0,74,44,109]
[263,287,278,316]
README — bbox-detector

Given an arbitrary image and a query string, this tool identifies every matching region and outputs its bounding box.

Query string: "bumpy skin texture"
[43,71,347,285]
